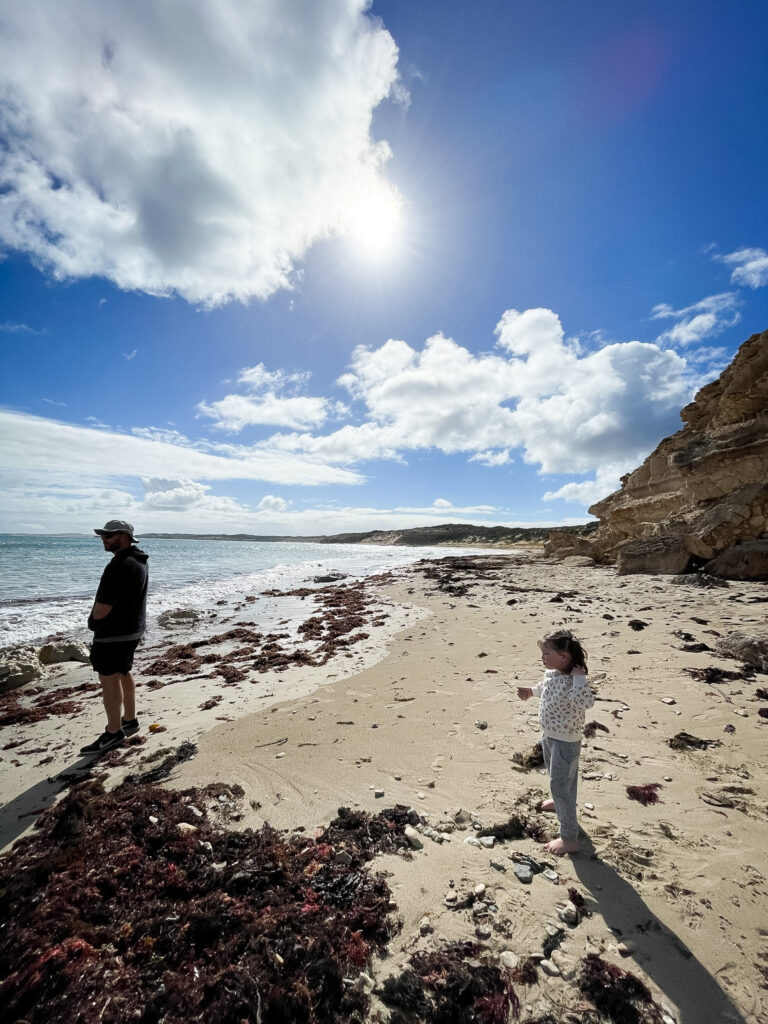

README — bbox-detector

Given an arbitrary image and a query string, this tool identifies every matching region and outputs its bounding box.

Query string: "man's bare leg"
[120,672,136,721]
[99,673,124,733]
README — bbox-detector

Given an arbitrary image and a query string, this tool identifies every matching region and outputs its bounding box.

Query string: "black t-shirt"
[89,546,149,640]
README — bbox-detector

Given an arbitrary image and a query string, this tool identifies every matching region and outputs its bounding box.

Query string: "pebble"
[148,815,159,825]
[499,950,518,970]
[419,916,433,935]
[444,893,458,906]
[472,902,489,918]
[453,808,472,824]
[188,805,203,818]
[404,825,424,850]
[540,959,560,976]
[375,789,385,798]
[663,776,672,782]
[513,863,533,884]
[490,858,506,871]
[557,901,580,926]
[543,869,559,883]
[464,836,482,848]
[660,697,676,705]
[475,924,493,940]
[584,802,595,810]
[733,709,748,717]
[334,851,353,866]
[197,841,213,853]
[474,883,486,895]
[475,720,488,730]
[617,941,635,956]
[479,835,495,848]
[417,791,426,799]
[177,822,198,834]
[275,752,285,759]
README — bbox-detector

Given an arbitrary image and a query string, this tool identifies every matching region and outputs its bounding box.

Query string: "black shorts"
[90,639,140,676]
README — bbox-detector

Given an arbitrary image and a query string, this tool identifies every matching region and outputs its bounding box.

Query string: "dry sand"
[1,550,767,1023]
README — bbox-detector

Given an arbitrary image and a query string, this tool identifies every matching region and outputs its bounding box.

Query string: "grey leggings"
[541,735,581,842]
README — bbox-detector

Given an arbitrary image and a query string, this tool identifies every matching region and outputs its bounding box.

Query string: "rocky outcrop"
[587,329,768,577]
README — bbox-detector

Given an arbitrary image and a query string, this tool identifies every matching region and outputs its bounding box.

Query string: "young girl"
[517,629,594,856]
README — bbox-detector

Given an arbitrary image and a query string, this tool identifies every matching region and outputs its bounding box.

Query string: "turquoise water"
[0,535,455,647]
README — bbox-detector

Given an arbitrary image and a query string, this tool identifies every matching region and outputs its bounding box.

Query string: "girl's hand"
[517,687,533,700]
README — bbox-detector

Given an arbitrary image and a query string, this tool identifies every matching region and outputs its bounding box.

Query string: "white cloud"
[123,349,137,360]
[0,409,363,488]
[257,494,289,512]
[0,0,404,306]
[198,361,343,431]
[280,311,694,480]
[0,321,46,335]
[716,247,768,289]
[543,464,627,505]
[651,292,741,346]
[433,498,452,508]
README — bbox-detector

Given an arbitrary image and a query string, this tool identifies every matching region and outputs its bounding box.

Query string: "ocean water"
[0,534,461,648]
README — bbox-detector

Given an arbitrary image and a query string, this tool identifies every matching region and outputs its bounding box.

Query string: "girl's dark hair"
[541,629,588,672]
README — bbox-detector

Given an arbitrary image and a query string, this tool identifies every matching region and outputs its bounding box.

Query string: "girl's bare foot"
[539,799,556,813]
[544,837,580,856]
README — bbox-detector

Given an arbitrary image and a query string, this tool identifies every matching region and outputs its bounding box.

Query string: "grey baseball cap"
[94,519,138,540]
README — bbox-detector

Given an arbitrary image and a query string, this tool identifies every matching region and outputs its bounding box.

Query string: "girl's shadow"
[571,835,748,1024]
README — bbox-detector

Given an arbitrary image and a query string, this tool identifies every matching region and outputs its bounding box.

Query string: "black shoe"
[80,729,125,755]
[121,718,140,737]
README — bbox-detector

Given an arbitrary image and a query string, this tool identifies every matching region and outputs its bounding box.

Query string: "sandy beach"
[1,550,766,1023]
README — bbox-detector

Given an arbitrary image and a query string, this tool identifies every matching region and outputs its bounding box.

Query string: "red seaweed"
[626,783,662,806]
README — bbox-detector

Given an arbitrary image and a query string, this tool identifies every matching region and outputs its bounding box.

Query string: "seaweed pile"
[143,581,388,684]
[0,779,403,1024]
[0,681,95,728]
[379,941,521,1024]
[578,954,665,1024]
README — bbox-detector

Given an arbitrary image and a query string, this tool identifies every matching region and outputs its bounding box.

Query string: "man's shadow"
[571,835,748,1024]
[0,757,98,851]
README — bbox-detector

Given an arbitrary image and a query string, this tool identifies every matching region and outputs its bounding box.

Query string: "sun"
[346,187,403,261]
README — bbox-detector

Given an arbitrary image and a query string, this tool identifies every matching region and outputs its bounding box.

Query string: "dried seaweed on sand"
[579,954,665,1023]
[380,941,521,1023]
[0,781,400,1024]
[626,783,662,806]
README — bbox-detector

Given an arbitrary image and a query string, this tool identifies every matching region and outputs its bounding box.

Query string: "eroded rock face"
[587,329,768,577]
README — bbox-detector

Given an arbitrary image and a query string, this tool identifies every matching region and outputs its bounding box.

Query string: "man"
[81,520,149,755]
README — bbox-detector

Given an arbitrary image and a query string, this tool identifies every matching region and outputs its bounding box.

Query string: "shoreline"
[1,551,766,1022]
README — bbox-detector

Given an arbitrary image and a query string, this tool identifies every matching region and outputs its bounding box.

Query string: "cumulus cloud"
[0,321,47,334]
[543,464,627,506]
[651,292,741,346]
[0,0,403,306]
[275,309,693,481]
[257,495,289,512]
[716,247,768,289]
[198,361,344,431]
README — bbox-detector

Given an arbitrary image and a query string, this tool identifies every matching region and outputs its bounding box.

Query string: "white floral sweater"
[532,670,595,742]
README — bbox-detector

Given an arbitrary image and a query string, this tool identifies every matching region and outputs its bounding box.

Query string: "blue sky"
[1,0,767,535]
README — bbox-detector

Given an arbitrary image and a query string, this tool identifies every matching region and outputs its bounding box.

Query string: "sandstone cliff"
[548,329,768,577]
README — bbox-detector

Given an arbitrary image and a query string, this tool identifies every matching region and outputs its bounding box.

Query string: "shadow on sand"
[0,756,97,851]
[572,834,748,1024]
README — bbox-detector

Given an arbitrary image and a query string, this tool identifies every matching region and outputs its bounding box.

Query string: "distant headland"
[141,521,597,547]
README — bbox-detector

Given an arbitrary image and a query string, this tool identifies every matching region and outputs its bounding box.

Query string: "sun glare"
[347,189,403,261]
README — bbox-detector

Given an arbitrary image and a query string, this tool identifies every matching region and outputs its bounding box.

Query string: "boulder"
[616,535,690,576]
[0,646,43,693]
[715,631,768,672]
[38,640,90,665]
[589,329,768,578]
[157,608,202,629]
[703,540,768,580]
[562,555,595,566]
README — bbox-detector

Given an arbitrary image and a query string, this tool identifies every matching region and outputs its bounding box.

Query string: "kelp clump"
[579,954,664,1023]
[379,941,521,1024]
[0,780,400,1024]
